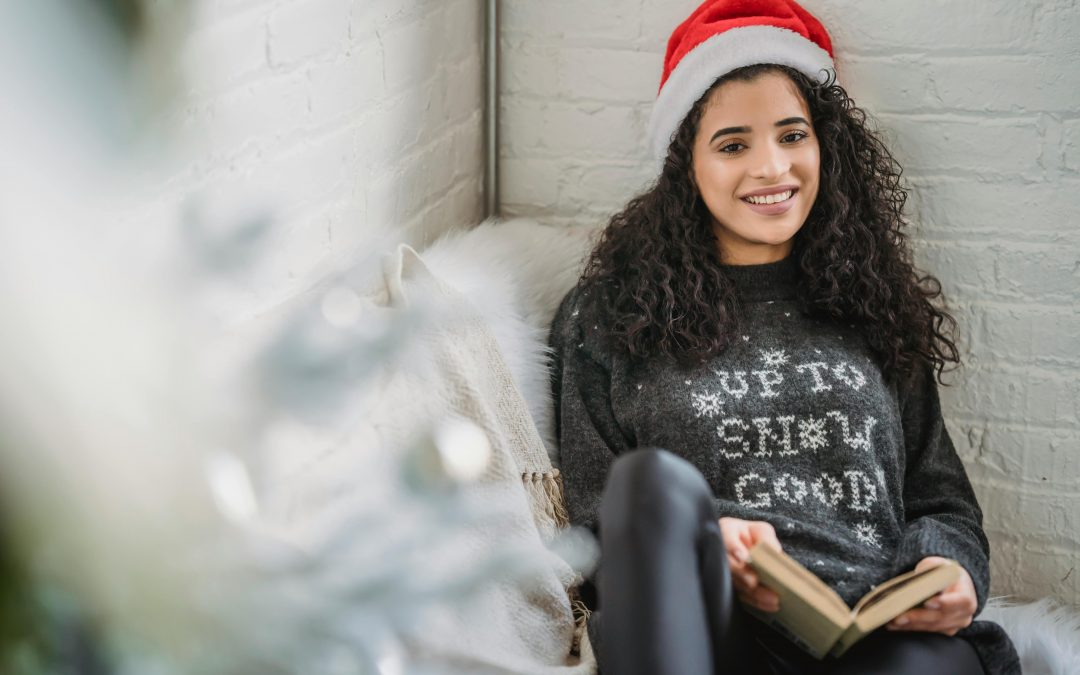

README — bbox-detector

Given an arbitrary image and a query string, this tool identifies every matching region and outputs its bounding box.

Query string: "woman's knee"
[599,448,714,536]
[830,632,984,675]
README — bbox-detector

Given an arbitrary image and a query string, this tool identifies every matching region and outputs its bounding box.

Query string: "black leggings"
[588,447,986,675]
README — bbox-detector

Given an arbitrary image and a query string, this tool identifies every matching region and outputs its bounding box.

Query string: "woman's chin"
[742,225,804,246]
[762,217,808,239]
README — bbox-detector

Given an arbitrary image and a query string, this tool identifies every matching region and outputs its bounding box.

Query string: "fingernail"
[925,601,940,610]
[895,617,908,625]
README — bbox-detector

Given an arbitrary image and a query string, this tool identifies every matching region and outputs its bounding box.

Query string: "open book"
[741,541,961,659]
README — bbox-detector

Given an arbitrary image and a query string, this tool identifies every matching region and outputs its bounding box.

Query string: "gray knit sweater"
[548,254,1020,674]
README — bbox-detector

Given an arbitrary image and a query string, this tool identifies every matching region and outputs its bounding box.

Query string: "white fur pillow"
[419,217,598,467]
[981,597,1080,674]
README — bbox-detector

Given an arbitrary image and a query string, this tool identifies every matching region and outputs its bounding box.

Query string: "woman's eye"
[719,142,744,154]
[782,131,808,143]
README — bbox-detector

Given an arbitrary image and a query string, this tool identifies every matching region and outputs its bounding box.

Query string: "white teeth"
[745,189,794,205]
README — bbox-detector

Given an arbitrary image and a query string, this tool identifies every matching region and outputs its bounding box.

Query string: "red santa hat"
[646,0,836,172]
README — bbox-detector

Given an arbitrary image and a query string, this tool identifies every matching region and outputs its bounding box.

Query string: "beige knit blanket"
[368,243,595,673]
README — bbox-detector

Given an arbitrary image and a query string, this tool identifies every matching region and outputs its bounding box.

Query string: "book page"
[829,562,961,658]
[853,562,960,630]
[850,563,951,614]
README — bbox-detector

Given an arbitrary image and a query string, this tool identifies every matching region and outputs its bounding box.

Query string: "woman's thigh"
[826,630,984,675]
[595,447,768,675]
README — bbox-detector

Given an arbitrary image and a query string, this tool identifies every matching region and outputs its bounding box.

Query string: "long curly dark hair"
[579,64,960,385]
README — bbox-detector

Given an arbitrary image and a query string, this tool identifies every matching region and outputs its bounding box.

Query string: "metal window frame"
[483,0,499,218]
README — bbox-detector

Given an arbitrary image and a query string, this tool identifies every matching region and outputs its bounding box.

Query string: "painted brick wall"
[142,0,483,324]
[500,0,1080,606]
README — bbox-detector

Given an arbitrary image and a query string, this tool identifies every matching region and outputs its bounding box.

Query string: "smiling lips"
[740,187,799,214]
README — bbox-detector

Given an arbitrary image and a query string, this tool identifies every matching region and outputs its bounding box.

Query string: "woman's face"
[690,72,820,265]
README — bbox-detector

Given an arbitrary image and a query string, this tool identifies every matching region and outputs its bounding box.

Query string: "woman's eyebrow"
[709,116,811,143]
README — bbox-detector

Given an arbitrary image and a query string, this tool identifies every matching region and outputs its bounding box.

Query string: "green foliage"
[91,0,145,42]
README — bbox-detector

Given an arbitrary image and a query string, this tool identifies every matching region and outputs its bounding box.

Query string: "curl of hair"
[578,64,960,384]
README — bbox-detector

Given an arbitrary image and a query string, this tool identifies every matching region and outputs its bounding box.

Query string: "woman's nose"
[750,142,791,180]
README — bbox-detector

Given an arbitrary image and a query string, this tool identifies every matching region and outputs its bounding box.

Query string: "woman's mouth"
[740,188,798,215]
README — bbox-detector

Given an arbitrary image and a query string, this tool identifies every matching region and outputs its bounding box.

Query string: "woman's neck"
[714,237,794,266]
[718,254,799,303]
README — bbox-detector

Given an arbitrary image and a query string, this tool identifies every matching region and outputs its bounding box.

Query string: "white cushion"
[982,597,1080,674]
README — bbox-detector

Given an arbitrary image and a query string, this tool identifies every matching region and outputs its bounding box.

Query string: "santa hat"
[646,0,836,173]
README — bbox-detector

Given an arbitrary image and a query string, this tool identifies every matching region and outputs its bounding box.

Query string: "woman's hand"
[885,556,977,635]
[719,517,783,613]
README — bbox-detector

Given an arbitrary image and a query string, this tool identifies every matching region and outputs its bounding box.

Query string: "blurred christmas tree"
[0,3,593,674]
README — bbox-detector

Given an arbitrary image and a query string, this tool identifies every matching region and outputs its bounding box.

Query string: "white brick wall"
[501,0,1080,607]
[151,0,483,324]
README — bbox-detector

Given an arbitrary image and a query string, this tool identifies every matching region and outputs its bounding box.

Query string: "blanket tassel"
[521,469,593,657]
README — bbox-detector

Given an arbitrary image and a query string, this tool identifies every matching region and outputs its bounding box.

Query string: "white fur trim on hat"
[646,24,835,174]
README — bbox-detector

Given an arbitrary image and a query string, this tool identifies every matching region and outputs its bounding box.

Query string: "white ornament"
[320,286,366,328]
[432,418,492,483]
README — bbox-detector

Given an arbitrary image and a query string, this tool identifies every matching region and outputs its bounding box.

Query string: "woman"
[547,1,1021,673]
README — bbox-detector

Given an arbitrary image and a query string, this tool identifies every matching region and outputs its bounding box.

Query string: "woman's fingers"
[731,568,759,593]
[747,521,783,552]
[754,586,780,610]
[728,559,769,610]
[886,557,978,635]
[934,589,977,615]
[719,518,751,562]
[889,606,943,627]
[726,545,750,573]
[719,516,783,613]
[886,602,973,633]
[737,584,780,612]
[887,581,977,634]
